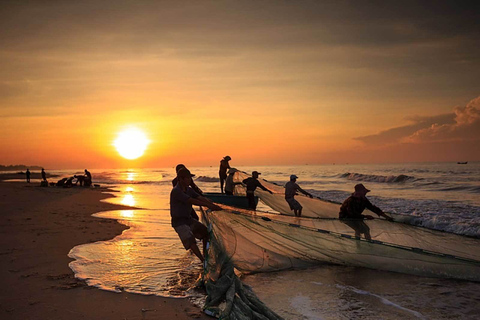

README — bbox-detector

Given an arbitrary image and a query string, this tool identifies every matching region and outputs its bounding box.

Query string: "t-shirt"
[171,177,203,195]
[242,177,269,193]
[170,184,200,227]
[339,195,383,220]
[284,181,300,199]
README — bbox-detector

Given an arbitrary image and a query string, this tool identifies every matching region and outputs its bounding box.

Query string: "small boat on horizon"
[457,161,468,164]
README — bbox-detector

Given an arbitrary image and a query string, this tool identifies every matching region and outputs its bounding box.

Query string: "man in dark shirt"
[285,174,313,217]
[339,183,394,240]
[219,156,231,194]
[41,168,47,182]
[170,168,222,262]
[242,171,273,210]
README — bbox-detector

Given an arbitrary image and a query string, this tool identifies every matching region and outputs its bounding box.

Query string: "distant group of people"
[170,155,394,263]
[55,169,92,187]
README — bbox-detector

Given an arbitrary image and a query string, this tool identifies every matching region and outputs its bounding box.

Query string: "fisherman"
[171,164,215,221]
[219,155,231,193]
[41,168,47,182]
[172,164,203,195]
[170,167,222,262]
[285,174,314,217]
[242,171,273,210]
[26,169,31,183]
[84,169,92,187]
[339,183,394,240]
[224,168,243,195]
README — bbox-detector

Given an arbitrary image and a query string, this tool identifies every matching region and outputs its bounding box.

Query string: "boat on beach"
[203,192,258,210]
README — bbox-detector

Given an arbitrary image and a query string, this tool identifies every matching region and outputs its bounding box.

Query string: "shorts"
[286,197,302,211]
[341,219,370,235]
[174,220,208,250]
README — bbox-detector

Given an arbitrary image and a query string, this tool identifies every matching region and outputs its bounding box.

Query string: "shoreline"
[0,180,209,319]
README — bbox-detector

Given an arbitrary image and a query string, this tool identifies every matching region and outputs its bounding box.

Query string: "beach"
[0,179,209,320]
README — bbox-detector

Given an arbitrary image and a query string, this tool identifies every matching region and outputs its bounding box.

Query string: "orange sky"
[0,1,479,169]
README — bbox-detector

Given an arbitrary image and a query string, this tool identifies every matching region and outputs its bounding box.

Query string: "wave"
[195,176,219,182]
[340,172,415,183]
[437,185,480,193]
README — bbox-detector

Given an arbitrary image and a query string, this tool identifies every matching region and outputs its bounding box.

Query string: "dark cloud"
[355,96,480,146]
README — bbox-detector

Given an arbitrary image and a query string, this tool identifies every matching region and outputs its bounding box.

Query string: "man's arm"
[188,197,222,211]
[365,199,394,221]
[257,181,273,194]
[297,186,313,198]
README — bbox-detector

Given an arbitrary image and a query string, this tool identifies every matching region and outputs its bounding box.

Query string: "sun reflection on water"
[120,210,134,218]
[121,194,136,207]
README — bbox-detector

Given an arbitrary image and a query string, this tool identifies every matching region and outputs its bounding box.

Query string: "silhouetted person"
[224,168,242,195]
[172,164,203,195]
[339,184,394,240]
[26,169,30,183]
[41,168,47,182]
[64,176,74,187]
[84,169,92,187]
[242,171,273,210]
[56,178,67,187]
[219,156,231,193]
[285,174,313,217]
[171,164,210,221]
[170,168,222,262]
[74,175,85,186]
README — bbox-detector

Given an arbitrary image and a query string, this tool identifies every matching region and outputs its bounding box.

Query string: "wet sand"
[0,179,209,320]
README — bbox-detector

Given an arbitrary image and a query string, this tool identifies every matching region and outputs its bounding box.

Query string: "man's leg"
[189,243,204,262]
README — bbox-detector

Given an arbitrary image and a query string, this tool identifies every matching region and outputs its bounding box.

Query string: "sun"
[113,128,150,160]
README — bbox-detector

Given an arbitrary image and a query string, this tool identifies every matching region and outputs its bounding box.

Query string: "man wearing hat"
[339,184,394,240]
[219,156,232,194]
[285,175,314,217]
[170,167,222,262]
[242,171,273,210]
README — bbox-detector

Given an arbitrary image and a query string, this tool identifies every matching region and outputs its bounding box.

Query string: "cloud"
[355,96,480,146]
[402,97,480,143]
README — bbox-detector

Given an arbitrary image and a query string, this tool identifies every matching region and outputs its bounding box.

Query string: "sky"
[1,0,479,169]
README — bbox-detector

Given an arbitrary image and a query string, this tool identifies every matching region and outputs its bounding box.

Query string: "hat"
[354,183,370,193]
[228,168,238,174]
[224,156,231,161]
[175,164,186,173]
[290,174,298,180]
[177,168,195,178]
[252,171,261,176]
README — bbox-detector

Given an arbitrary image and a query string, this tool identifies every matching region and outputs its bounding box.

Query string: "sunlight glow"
[113,128,150,160]
[121,194,136,207]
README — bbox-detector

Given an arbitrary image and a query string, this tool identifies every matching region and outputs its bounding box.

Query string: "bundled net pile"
[201,208,283,320]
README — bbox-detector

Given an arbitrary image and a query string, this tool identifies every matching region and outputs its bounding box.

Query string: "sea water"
[64,163,480,319]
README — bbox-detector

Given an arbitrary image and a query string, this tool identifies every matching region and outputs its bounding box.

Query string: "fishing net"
[200,208,283,320]
[204,171,480,281]
[199,171,480,318]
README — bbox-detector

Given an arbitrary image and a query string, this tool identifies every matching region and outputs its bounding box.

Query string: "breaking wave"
[341,172,415,183]
[195,176,219,182]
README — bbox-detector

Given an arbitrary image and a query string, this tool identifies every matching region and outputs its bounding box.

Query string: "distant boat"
[457,161,468,164]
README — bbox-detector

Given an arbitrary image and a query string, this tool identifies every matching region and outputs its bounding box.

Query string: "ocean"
[60,162,479,319]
